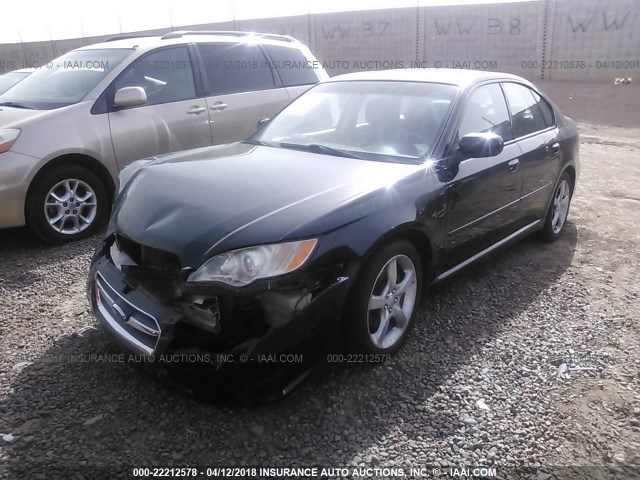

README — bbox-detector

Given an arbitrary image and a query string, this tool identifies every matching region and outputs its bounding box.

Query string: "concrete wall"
[1,0,638,83]
[547,0,639,81]
[0,45,25,72]
[420,1,541,80]
[311,8,417,75]
[237,15,310,44]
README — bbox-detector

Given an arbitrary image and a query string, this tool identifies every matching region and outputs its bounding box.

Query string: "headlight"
[188,239,317,286]
[0,129,20,154]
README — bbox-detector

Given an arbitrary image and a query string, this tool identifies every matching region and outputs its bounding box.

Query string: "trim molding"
[436,219,542,282]
[449,182,551,235]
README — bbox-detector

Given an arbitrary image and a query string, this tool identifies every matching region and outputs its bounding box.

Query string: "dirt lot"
[0,82,639,479]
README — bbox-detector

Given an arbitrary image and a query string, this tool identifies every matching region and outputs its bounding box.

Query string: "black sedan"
[88,69,579,392]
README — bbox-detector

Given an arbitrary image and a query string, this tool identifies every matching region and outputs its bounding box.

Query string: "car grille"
[95,272,161,356]
[115,234,181,271]
[112,234,183,301]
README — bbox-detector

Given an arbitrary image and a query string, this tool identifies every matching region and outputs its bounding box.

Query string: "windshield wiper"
[243,138,274,147]
[279,142,364,159]
[0,101,31,109]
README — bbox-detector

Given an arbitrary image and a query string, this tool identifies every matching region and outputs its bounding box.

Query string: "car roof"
[327,68,532,88]
[77,31,301,51]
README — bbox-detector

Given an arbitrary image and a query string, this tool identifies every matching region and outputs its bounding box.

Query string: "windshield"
[0,71,31,96]
[255,81,458,163]
[0,49,132,110]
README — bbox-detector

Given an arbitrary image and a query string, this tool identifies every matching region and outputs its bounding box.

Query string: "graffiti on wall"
[432,18,523,36]
[567,10,633,33]
[319,22,391,40]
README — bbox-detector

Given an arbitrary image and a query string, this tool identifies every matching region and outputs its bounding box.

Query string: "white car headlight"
[188,239,317,286]
[0,129,20,154]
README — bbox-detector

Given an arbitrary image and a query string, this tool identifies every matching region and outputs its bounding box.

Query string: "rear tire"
[538,172,573,242]
[26,165,108,244]
[344,240,423,355]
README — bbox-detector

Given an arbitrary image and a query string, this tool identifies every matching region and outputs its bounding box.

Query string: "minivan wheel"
[26,165,108,243]
[538,172,573,242]
[345,240,423,355]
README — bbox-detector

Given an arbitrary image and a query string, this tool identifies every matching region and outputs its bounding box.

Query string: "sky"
[1,0,533,43]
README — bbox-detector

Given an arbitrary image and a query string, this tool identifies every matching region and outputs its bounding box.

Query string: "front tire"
[345,240,423,355]
[538,172,573,242]
[26,165,108,243]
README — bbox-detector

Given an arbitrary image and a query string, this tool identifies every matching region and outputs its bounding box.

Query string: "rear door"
[107,46,211,167]
[442,82,523,270]
[196,43,290,145]
[502,82,561,222]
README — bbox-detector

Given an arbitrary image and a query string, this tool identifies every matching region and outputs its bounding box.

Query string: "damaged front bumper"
[87,234,356,375]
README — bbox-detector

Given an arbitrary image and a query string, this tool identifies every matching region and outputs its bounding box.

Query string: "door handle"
[507,158,519,172]
[210,102,229,111]
[547,142,560,155]
[187,106,206,114]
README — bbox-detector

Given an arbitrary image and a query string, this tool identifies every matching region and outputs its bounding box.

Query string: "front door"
[442,82,523,271]
[108,46,211,168]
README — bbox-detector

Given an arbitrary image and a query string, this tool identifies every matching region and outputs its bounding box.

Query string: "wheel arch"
[361,224,436,284]
[341,223,435,354]
[542,163,577,217]
[563,164,576,190]
[25,154,116,213]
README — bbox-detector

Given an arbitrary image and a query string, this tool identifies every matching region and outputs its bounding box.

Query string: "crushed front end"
[87,233,355,395]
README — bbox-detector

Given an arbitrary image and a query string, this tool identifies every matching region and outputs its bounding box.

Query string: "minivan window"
[264,45,319,87]
[198,44,275,96]
[114,47,196,106]
[502,82,548,138]
[0,49,131,110]
[459,83,514,142]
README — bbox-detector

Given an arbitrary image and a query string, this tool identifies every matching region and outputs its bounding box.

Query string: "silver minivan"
[0,31,327,242]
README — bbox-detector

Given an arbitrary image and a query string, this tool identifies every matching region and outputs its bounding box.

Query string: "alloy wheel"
[44,178,97,235]
[551,179,571,234]
[367,254,418,350]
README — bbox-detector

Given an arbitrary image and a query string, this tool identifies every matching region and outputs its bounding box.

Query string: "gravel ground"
[1,112,639,477]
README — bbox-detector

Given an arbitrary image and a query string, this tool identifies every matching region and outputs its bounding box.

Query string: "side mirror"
[458,132,504,158]
[114,86,147,108]
[256,117,270,130]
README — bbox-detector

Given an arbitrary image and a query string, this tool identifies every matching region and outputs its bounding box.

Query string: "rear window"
[264,45,319,87]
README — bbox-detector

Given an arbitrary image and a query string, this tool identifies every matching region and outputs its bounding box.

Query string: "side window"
[197,44,275,96]
[459,83,513,142]
[502,83,548,138]
[263,45,319,87]
[114,47,196,106]
[531,90,555,128]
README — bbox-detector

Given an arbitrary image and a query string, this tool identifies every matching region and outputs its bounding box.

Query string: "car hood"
[0,105,46,127]
[112,143,424,267]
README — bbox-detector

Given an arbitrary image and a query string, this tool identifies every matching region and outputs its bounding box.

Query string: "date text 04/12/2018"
[132,466,499,478]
